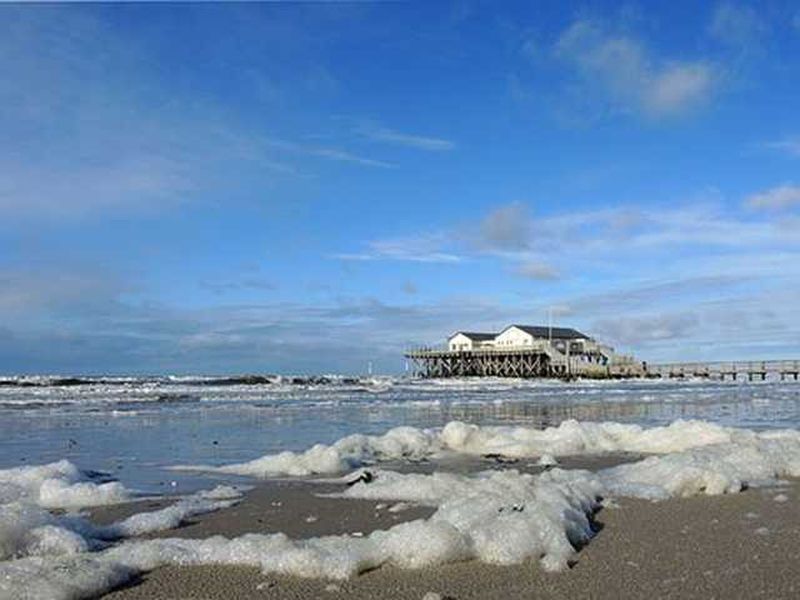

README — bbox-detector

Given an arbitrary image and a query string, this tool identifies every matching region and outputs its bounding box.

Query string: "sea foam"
[174,419,751,478]
[0,460,129,509]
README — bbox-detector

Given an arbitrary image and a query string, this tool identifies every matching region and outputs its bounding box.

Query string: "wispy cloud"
[554,19,718,117]
[262,137,395,169]
[745,184,800,211]
[332,234,462,263]
[760,137,800,158]
[0,9,311,220]
[199,277,276,295]
[359,125,455,151]
[335,194,800,274]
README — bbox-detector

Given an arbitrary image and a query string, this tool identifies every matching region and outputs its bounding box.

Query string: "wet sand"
[99,458,800,599]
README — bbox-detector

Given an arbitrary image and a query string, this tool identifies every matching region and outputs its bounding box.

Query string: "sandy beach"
[93,456,800,600]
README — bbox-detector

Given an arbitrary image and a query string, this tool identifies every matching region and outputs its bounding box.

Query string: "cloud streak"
[262,137,395,169]
[360,126,455,151]
[332,234,462,263]
[761,137,800,158]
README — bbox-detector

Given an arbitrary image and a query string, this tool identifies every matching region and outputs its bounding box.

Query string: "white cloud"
[360,126,455,151]
[555,19,717,117]
[746,184,800,211]
[643,63,716,116]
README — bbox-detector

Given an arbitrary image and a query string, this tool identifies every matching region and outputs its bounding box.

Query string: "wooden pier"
[645,360,800,381]
[405,347,800,382]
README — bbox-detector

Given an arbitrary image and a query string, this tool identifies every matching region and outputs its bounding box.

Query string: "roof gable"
[448,331,497,341]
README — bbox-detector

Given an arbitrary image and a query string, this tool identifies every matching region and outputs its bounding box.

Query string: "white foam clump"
[0,483,243,562]
[0,460,129,510]
[0,502,89,561]
[0,555,135,600]
[90,467,597,588]
[537,454,558,467]
[438,419,737,458]
[599,429,800,500]
[99,485,243,538]
[177,419,742,478]
[174,426,440,477]
[340,468,601,570]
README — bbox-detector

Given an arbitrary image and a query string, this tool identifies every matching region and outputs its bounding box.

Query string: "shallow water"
[1,376,799,494]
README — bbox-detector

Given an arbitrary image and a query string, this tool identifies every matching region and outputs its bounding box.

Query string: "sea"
[2,375,799,497]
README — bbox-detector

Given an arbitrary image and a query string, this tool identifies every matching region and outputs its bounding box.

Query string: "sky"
[1,1,800,375]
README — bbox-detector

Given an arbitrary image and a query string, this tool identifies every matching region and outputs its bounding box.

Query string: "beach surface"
[99,463,800,599]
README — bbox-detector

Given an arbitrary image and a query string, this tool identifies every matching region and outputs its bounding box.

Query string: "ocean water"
[2,375,799,496]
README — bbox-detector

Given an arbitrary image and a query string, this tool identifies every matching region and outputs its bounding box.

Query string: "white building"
[448,331,497,352]
[494,324,589,352]
[447,324,614,365]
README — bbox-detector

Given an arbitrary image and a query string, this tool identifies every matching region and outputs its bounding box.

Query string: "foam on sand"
[0,555,135,600]
[0,484,244,563]
[96,485,244,538]
[173,426,441,477]
[599,431,800,499]
[0,460,130,510]
[174,419,753,478]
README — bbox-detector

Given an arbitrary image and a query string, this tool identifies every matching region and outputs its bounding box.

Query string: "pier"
[405,349,800,382]
[405,324,800,381]
[405,343,639,379]
[645,360,800,381]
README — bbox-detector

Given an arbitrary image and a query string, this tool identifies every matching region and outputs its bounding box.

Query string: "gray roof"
[503,324,590,340]
[449,331,498,341]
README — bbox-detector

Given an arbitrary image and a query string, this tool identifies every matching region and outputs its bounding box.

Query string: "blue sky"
[2,1,800,375]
